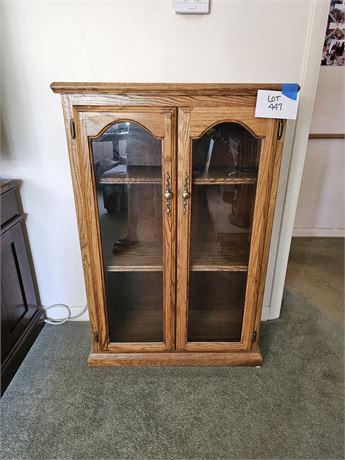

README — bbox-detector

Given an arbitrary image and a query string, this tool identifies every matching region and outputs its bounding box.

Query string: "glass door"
[78,108,176,351]
[176,107,275,351]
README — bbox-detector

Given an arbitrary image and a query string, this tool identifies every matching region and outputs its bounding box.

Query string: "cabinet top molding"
[50,82,293,95]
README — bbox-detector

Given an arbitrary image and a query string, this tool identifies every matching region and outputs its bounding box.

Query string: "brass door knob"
[165,191,173,201]
[165,173,173,215]
[182,173,190,215]
[182,190,190,200]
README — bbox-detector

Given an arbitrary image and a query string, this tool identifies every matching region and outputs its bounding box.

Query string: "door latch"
[70,119,76,139]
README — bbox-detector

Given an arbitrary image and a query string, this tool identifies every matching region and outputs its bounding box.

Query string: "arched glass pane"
[91,122,163,342]
[192,122,259,181]
[188,122,261,342]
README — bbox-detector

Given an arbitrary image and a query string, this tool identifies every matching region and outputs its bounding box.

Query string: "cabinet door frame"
[176,106,280,352]
[71,106,177,353]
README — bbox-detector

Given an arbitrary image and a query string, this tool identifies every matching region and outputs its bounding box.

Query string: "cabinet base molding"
[88,350,263,367]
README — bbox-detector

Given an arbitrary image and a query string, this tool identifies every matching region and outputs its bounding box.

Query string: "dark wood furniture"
[1,180,44,394]
[52,83,287,366]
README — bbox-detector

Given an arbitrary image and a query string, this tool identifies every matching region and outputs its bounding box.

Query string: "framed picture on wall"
[321,0,345,66]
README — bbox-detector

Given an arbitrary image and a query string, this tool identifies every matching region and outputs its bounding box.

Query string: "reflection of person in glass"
[113,184,161,253]
[108,124,162,254]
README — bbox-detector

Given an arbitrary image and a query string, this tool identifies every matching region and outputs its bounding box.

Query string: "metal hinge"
[70,119,76,139]
[252,330,257,343]
[93,331,99,343]
[277,119,284,140]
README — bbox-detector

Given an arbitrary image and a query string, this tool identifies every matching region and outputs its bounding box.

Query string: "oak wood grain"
[61,95,103,353]
[252,120,286,352]
[104,241,163,272]
[175,106,278,353]
[98,166,162,184]
[190,241,249,271]
[83,109,167,139]
[162,109,177,350]
[88,350,263,366]
[70,94,258,108]
[193,177,257,185]
[107,343,166,353]
[176,108,192,350]
[67,104,176,353]
[240,119,277,349]
[76,110,110,351]
[51,82,286,95]
[185,342,244,352]
[189,106,268,139]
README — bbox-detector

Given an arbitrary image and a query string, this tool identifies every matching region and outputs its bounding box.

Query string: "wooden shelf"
[104,241,163,272]
[104,240,249,272]
[190,241,249,271]
[99,166,162,185]
[193,177,257,185]
[193,169,257,185]
[189,187,251,271]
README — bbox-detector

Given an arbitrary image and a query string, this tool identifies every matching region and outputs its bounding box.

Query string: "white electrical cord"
[42,304,88,325]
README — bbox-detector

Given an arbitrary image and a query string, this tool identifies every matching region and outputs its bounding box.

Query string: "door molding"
[73,106,177,351]
[176,107,280,352]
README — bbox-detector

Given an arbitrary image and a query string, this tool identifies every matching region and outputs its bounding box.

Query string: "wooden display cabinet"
[51,83,286,366]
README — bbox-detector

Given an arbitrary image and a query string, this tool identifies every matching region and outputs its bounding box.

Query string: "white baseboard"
[69,306,89,321]
[293,227,345,237]
[261,305,270,321]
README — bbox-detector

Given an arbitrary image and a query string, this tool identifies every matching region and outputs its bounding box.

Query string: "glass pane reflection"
[91,121,164,342]
[189,122,261,342]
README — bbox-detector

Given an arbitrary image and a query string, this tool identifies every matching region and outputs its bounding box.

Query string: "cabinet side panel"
[252,120,286,350]
[241,119,277,348]
[60,95,102,352]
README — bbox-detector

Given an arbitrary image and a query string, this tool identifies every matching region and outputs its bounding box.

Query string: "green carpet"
[1,238,344,459]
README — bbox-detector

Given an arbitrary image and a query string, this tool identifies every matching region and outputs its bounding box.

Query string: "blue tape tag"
[282,83,299,101]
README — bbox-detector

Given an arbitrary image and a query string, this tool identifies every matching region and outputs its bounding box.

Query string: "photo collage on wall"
[321,0,345,66]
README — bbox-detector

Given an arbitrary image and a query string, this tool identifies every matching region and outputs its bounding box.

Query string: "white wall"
[294,68,345,236]
[0,0,327,320]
